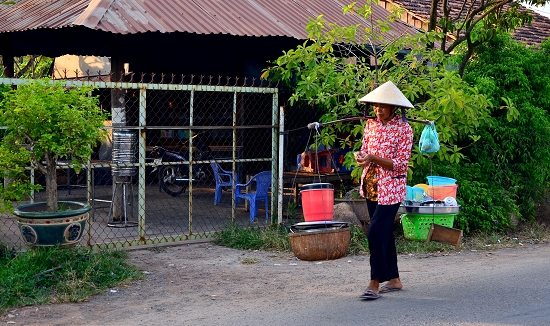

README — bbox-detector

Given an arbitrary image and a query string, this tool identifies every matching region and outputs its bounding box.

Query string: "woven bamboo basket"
[289,227,350,261]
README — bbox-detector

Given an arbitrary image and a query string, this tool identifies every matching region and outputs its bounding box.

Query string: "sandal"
[360,290,381,300]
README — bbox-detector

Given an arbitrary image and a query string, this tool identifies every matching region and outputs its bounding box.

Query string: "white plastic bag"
[419,122,440,154]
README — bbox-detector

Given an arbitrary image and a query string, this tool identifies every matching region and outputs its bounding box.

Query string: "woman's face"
[373,103,395,124]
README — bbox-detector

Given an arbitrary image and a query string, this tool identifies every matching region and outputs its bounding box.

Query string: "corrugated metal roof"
[0,0,418,40]
[0,0,90,31]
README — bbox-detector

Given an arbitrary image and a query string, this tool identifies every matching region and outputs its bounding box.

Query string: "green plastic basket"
[401,213,456,241]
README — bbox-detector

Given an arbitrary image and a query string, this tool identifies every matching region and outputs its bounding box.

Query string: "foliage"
[348,224,369,255]
[0,246,143,313]
[0,79,108,212]
[213,222,371,255]
[460,33,550,227]
[1,55,54,79]
[13,55,54,79]
[261,1,550,234]
[212,223,292,252]
[263,2,494,182]
[426,0,546,75]
[0,84,10,102]
[284,202,301,225]
[212,220,547,256]
[412,159,520,233]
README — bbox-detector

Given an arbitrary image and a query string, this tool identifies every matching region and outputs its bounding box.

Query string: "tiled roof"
[386,0,550,45]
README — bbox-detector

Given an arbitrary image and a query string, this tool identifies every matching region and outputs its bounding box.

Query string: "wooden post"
[2,49,14,190]
[427,223,463,250]
[1,48,14,77]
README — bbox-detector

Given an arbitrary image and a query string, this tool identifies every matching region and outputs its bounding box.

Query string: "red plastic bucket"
[300,183,334,222]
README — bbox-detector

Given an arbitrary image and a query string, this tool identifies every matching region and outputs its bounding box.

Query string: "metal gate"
[0,77,279,249]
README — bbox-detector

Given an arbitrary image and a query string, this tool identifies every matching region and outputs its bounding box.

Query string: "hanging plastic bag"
[419,122,440,154]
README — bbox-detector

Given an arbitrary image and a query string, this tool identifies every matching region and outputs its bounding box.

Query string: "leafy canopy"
[263,2,496,179]
[0,79,108,212]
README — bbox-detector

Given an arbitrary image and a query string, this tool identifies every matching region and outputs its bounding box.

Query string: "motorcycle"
[151,144,208,197]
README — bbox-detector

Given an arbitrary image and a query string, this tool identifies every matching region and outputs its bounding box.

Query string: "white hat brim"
[358,80,414,108]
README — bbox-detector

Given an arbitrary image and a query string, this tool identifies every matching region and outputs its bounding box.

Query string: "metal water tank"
[112,129,137,177]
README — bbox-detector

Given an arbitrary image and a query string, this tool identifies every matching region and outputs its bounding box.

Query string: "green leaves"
[2,80,107,163]
[0,78,108,212]
[460,32,550,225]
[501,97,519,122]
[263,1,496,180]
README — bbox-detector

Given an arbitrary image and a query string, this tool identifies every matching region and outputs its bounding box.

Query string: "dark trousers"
[366,200,400,283]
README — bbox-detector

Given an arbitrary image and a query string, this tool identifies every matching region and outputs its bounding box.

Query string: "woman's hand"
[355,151,394,170]
[354,151,371,168]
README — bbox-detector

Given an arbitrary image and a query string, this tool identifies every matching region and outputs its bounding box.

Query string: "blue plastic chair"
[235,171,272,222]
[210,161,236,205]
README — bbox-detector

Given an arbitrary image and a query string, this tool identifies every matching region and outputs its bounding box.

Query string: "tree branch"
[19,130,46,174]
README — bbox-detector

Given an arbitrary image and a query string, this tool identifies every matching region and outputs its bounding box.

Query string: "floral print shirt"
[359,115,413,205]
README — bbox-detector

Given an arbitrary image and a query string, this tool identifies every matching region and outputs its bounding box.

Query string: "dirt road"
[3,241,550,326]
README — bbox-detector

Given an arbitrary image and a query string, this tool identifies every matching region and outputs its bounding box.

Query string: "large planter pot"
[14,201,91,247]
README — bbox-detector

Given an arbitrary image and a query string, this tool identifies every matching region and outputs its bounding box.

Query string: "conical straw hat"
[358,81,414,108]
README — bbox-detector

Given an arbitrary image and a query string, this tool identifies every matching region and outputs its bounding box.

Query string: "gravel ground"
[2,239,550,326]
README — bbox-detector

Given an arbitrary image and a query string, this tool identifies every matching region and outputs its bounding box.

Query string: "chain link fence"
[0,76,284,249]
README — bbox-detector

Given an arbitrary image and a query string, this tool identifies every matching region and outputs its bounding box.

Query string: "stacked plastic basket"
[400,176,459,241]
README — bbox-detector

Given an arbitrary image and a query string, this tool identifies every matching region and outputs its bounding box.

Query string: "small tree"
[263,2,495,180]
[0,79,108,212]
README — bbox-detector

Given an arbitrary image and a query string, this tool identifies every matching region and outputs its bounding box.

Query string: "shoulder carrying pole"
[307,116,431,129]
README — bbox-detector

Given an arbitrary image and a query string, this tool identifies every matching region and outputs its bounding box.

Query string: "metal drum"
[112,129,137,177]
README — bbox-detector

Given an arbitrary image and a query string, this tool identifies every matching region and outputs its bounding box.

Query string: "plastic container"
[300,183,334,222]
[427,184,458,200]
[413,183,429,192]
[444,197,458,206]
[411,187,425,202]
[406,186,414,201]
[401,213,456,241]
[426,176,457,186]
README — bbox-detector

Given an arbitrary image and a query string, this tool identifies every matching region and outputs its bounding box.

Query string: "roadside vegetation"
[220,23,550,253]
[263,2,550,235]
[213,221,550,256]
[0,246,143,314]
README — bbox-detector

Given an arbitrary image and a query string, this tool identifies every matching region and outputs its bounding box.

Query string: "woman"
[354,81,414,300]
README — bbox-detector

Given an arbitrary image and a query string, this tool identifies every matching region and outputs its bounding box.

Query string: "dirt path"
[2,241,550,326]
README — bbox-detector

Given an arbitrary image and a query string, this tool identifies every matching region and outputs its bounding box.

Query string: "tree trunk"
[427,0,440,49]
[458,39,475,76]
[44,152,58,212]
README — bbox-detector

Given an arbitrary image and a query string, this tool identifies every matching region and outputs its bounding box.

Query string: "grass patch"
[212,223,292,252]
[0,246,143,313]
[213,221,550,255]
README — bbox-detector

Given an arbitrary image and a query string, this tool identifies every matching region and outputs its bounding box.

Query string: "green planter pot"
[14,201,91,247]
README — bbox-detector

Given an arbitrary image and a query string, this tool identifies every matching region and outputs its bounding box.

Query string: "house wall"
[54,54,111,79]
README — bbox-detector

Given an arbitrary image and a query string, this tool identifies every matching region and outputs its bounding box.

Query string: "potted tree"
[0,78,107,246]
